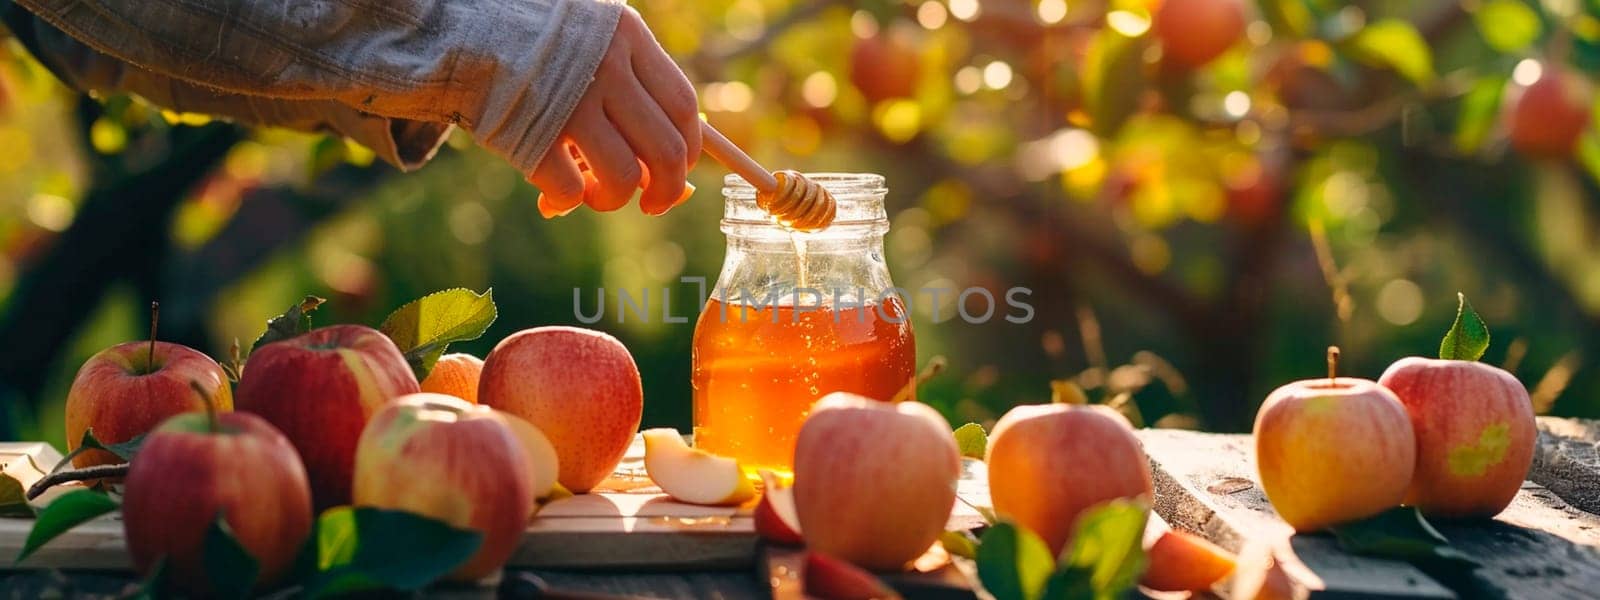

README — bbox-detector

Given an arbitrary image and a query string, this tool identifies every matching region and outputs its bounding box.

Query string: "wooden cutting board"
[0,434,991,572]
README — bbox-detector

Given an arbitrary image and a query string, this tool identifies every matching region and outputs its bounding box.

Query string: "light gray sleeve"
[13,0,623,172]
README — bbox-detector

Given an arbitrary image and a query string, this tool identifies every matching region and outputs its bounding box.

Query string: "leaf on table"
[953,423,988,459]
[204,514,260,599]
[1454,74,1506,154]
[1329,506,1478,569]
[1342,19,1434,85]
[976,521,1055,600]
[1439,292,1490,362]
[378,288,497,381]
[1472,0,1542,53]
[252,296,326,353]
[1055,499,1148,600]
[305,506,483,598]
[17,489,118,562]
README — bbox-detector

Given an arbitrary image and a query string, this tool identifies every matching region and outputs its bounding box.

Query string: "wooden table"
[1,418,1597,599]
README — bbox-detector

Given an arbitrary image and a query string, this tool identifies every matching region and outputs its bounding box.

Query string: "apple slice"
[498,411,562,508]
[754,470,802,545]
[803,551,903,600]
[641,428,756,506]
[1140,529,1237,592]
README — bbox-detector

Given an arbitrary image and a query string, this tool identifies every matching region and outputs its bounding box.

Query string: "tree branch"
[26,464,127,500]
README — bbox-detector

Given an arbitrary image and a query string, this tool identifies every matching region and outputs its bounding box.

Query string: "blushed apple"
[1379,357,1534,519]
[420,353,483,403]
[987,403,1153,556]
[353,393,533,582]
[642,428,755,506]
[122,410,312,595]
[793,393,960,571]
[480,326,643,493]
[754,470,802,545]
[1255,360,1415,531]
[65,341,232,470]
[236,324,419,509]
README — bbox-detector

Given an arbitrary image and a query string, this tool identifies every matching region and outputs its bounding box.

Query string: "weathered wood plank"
[1139,429,1600,600]
[1531,416,1600,515]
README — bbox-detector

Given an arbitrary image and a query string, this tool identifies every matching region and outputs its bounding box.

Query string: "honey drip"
[757,170,836,231]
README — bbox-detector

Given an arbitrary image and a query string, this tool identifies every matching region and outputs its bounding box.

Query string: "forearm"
[14,0,622,170]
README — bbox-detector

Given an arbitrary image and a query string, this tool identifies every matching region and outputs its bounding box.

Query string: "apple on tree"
[1153,0,1247,68]
[236,324,419,509]
[1377,294,1535,519]
[353,393,534,582]
[1254,347,1415,531]
[122,400,313,596]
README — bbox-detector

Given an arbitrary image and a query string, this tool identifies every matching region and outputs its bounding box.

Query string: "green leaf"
[17,489,118,562]
[306,506,483,597]
[954,423,988,460]
[1343,19,1435,85]
[1439,293,1490,361]
[252,295,326,352]
[1473,1,1542,53]
[204,515,260,599]
[1455,75,1508,154]
[976,521,1055,600]
[1056,499,1148,600]
[940,530,979,559]
[1578,128,1600,188]
[1082,28,1149,136]
[126,557,171,600]
[378,288,497,381]
[1330,506,1477,568]
[1039,565,1096,600]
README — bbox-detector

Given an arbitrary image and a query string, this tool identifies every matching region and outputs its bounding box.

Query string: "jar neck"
[720,223,889,252]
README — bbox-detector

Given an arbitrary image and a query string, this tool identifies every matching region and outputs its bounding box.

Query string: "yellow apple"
[641,428,755,506]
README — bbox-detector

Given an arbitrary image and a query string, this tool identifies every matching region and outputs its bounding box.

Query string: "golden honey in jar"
[692,174,915,473]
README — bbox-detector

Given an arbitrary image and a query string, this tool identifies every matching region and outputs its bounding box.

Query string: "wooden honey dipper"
[700,122,837,231]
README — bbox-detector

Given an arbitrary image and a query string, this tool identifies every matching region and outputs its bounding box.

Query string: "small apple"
[849,27,921,104]
[987,403,1153,556]
[1141,528,1237,592]
[122,410,313,595]
[1255,348,1415,531]
[754,470,802,545]
[353,393,533,582]
[480,326,643,493]
[1377,296,1535,519]
[420,353,484,403]
[1154,0,1247,68]
[497,411,562,506]
[641,428,755,506]
[793,393,960,571]
[236,324,419,509]
[1506,63,1592,159]
[65,340,232,470]
[804,551,904,600]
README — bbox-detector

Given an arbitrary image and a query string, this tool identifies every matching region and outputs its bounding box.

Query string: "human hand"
[530,8,700,218]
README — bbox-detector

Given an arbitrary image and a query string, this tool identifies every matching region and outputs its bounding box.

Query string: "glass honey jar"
[691,173,916,473]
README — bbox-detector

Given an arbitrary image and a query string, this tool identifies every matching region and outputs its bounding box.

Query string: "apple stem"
[147,301,160,371]
[889,356,946,403]
[25,463,129,500]
[1327,346,1340,385]
[189,380,218,434]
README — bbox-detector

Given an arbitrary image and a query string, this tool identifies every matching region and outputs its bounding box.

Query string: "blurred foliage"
[3,0,1600,445]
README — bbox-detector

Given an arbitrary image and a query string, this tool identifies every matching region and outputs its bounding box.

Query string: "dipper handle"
[700,121,779,192]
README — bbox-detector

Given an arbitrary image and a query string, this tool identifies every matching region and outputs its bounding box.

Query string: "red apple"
[850,29,921,104]
[755,470,803,546]
[1154,0,1247,68]
[353,393,533,582]
[1378,357,1534,519]
[65,341,232,470]
[236,324,419,509]
[122,411,313,595]
[480,326,643,493]
[1141,528,1237,592]
[804,551,904,600]
[1254,375,1415,531]
[1506,64,1592,159]
[793,393,959,571]
[987,404,1153,556]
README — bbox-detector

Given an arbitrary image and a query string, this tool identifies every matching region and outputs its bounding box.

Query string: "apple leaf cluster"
[251,296,326,353]
[377,287,498,381]
[974,499,1148,600]
[953,422,987,459]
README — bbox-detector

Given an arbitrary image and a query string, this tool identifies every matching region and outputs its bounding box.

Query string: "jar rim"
[722,172,887,197]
